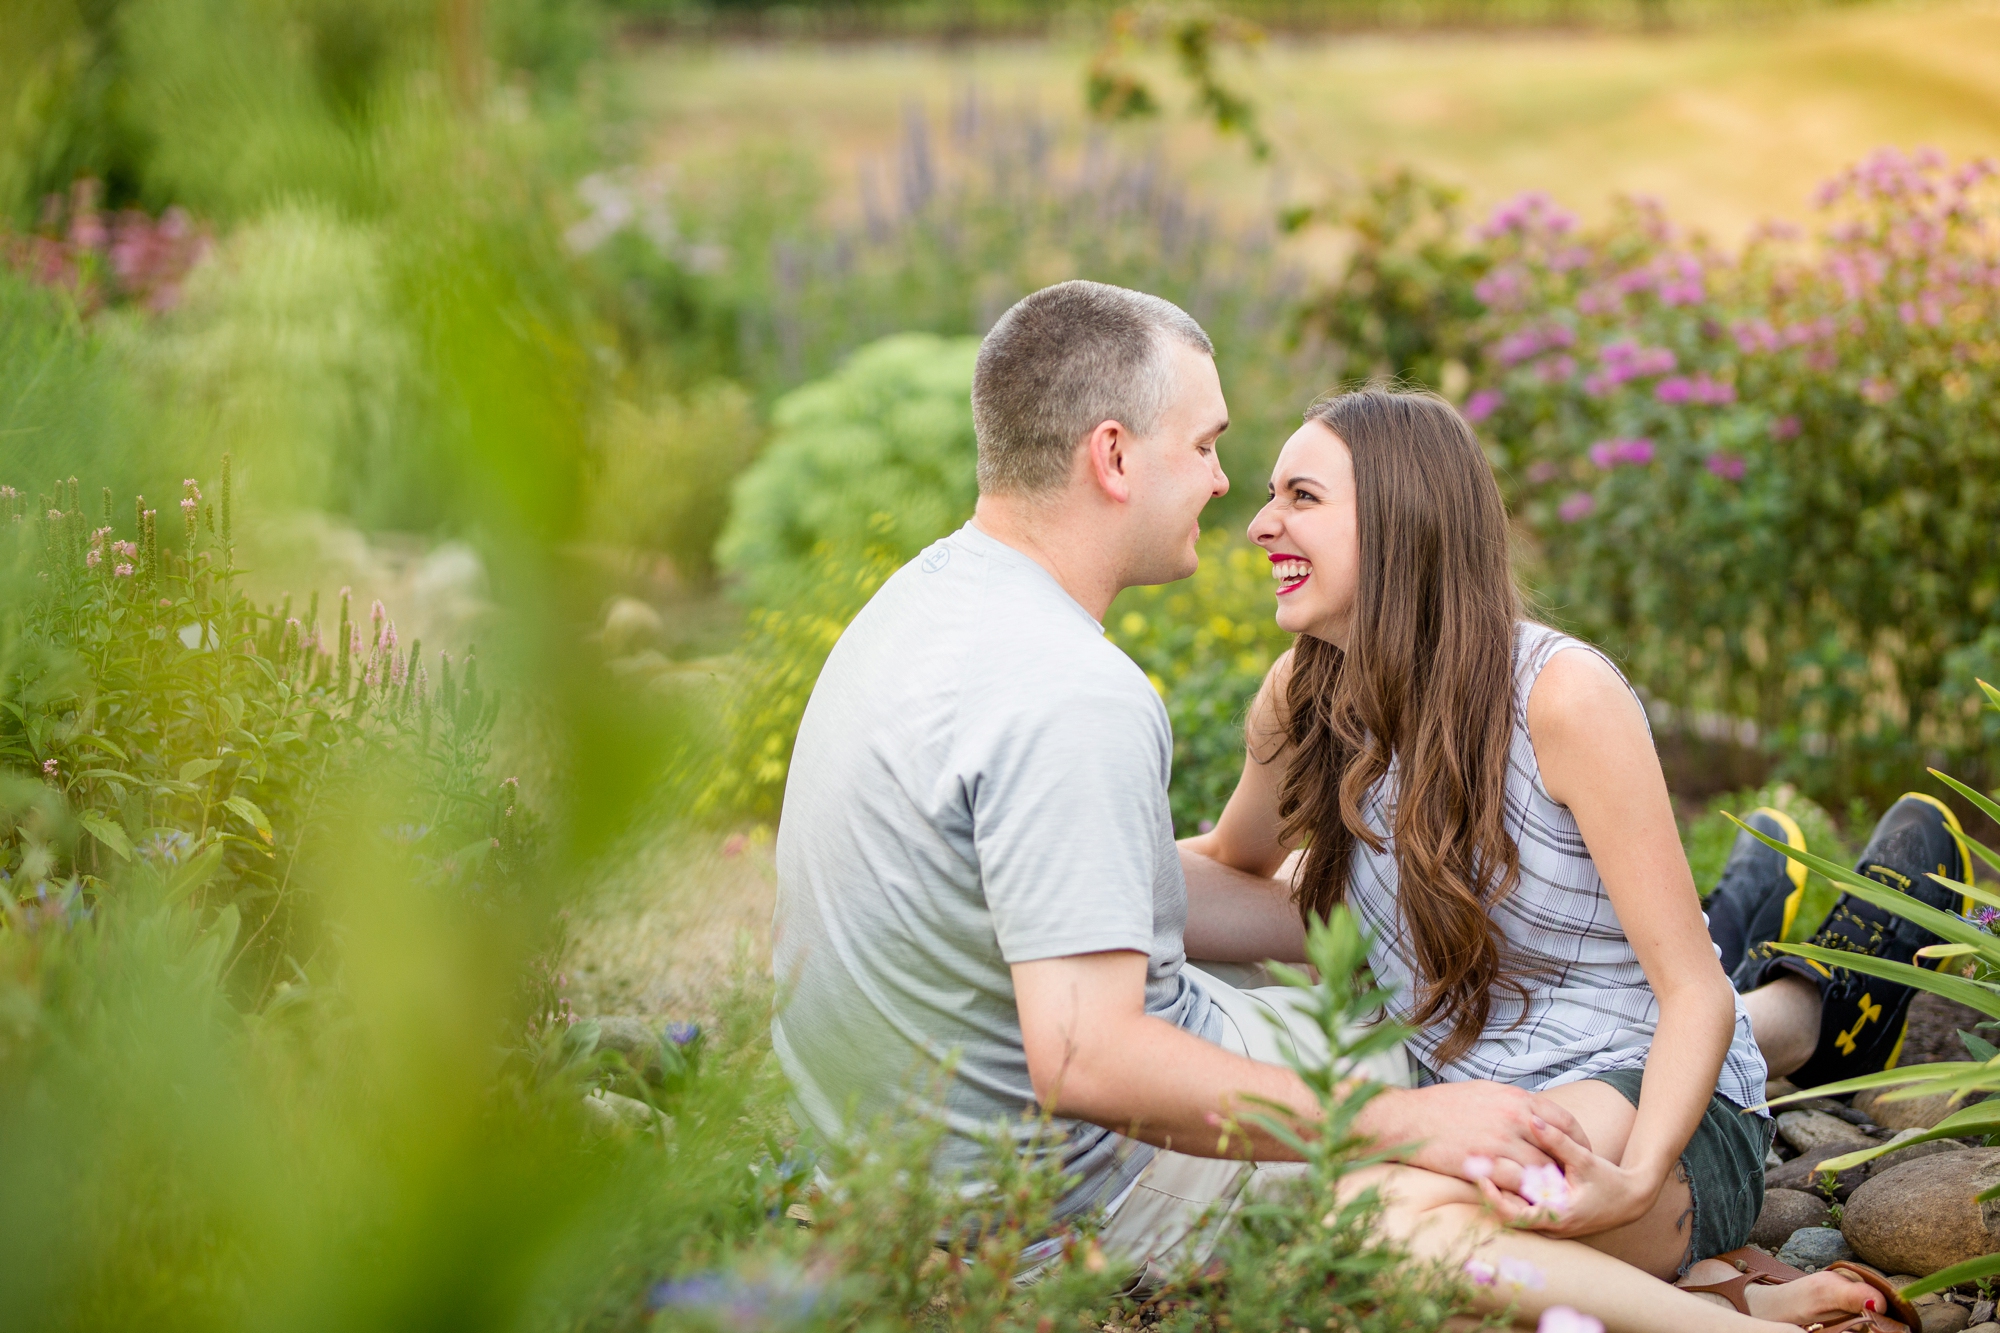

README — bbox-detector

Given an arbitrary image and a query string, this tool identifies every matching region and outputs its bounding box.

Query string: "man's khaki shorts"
[1091,963,1413,1290]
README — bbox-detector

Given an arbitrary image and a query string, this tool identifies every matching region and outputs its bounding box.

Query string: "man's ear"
[1083,419,1132,503]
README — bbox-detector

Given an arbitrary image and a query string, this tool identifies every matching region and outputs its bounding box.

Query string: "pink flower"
[42,758,58,777]
[1587,438,1654,469]
[1705,453,1747,481]
[1536,354,1576,384]
[1558,492,1596,523]
[1463,1258,1498,1287]
[114,563,133,577]
[1464,389,1503,423]
[1519,1163,1570,1210]
[1654,376,1694,405]
[1860,377,1896,405]
[1526,460,1559,484]
[1463,1155,1496,1180]
[86,549,101,568]
[113,540,136,558]
[1500,1257,1546,1290]
[1537,1309,1604,1333]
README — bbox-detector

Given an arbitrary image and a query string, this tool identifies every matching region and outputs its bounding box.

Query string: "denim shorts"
[1588,1067,1774,1273]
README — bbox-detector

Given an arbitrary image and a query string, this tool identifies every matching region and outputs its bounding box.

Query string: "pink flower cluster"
[1587,438,1655,469]
[1489,320,1576,368]
[1,178,209,315]
[1581,339,1676,396]
[1479,191,1578,242]
[1653,373,1735,406]
[1705,453,1747,481]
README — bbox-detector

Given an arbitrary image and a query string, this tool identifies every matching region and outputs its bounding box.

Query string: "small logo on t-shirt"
[920,546,951,574]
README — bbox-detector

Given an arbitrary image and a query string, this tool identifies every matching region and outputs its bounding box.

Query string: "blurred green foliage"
[1682,783,1850,942]
[716,334,979,605]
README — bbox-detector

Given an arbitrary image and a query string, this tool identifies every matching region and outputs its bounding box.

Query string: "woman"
[1181,387,1908,1331]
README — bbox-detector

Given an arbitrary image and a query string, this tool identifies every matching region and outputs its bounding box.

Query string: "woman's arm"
[1520,647,1738,1236]
[1179,651,1306,960]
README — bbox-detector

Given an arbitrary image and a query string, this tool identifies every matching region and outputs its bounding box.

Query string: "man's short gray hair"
[971,281,1214,495]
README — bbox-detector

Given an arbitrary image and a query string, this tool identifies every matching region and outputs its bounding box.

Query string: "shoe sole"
[1755,806,1810,942]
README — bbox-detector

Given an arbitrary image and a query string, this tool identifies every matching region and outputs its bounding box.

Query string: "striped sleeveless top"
[1344,621,1768,1114]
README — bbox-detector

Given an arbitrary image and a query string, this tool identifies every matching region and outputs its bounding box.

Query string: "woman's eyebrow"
[1275,474,1324,490]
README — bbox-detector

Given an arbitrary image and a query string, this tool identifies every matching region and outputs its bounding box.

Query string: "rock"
[1750,1189,1833,1249]
[1925,1306,1972,1333]
[1841,1147,2000,1276]
[1966,1325,2000,1333]
[581,1088,662,1134]
[1768,1078,1801,1102]
[1768,1146,1874,1200]
[1972,1301,1996,1324]
[1765,1143,1785,1170]
[1905,992,1999,1065]
[1857,1086,1988,1132]
[1777,1225,1856,1270]
[602,596,664,654]
[1779,1109,1877,1154]
[1874,1135,1971,1175]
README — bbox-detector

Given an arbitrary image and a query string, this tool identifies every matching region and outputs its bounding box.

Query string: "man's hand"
[1356,1080,1594,1195]
[1012,950,1323,1159]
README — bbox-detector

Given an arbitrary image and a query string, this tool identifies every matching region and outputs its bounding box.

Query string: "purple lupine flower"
[1464,389,1503,423]
[1705,453,1747,481]
[1558,492,1596,523]
[667,1022,701,1046]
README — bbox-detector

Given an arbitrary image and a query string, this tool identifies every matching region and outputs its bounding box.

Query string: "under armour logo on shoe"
[1835,992,1883,1055]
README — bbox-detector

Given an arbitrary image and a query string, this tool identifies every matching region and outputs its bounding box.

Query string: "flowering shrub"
[1,179,210,315]
[0,460,528,1006]
[715,334,980,607]
[1459,149,2000,801]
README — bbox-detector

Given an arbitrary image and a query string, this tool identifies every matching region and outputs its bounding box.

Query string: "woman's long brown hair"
[1274,387,1528,1065]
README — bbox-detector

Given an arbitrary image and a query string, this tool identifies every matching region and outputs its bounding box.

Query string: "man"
[770,280,1583,1282]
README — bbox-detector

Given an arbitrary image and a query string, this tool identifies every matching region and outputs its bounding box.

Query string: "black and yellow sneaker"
[1736,793,1973,1088]
[1708,807,1811,976]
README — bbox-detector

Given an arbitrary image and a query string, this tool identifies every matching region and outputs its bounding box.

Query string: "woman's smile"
[1270,553,1311,596]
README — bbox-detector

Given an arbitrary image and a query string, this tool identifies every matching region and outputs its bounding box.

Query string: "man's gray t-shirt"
[772,522,1217,1215]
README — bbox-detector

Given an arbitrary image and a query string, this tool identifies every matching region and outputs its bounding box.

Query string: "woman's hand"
[1472,1114,1660,1239]
[1361,1081,1594,1194]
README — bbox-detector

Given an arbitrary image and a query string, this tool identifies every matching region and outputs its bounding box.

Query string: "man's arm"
[1012,950,1595,1174]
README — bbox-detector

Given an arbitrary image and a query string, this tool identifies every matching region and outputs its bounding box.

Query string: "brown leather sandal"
[1674,1248,1918,1331]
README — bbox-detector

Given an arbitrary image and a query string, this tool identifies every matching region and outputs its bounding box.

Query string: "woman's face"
[1249,420,1361,647]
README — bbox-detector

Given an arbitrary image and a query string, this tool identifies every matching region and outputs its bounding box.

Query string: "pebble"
[1778,1109,1877,1154]
[1965,1323,2000,1333]
[1924,1306,1972,1333]
[1972,1301,1996,1324]
[580,1087,662,1134]
[1776,1225,1856,1271]
[1749,1189,1833,1250]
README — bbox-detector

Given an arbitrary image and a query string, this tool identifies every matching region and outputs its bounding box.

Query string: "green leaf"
[223,796,273,845]
[179,757,222,783]
[1929,873,2000,914]
[164,842,227,906]
[1978,678,2000,712]
[1963,1030,2000,1062]
[1814,1102,2000,1172]
[1770,941,2000,1017]
[1759,1061,1982,1109]
[77,812,131,861]
[72,733,128,761]
[1900,1250,2000,1299]
[1928,769,2000,836]
[1731,816,2000,960]
[1918,942,1982,960]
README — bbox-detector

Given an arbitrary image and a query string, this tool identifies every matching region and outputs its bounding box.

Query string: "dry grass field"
[628,1,2000,241]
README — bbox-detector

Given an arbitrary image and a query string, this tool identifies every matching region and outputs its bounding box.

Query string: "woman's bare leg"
[1350,1163,1879,1332]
